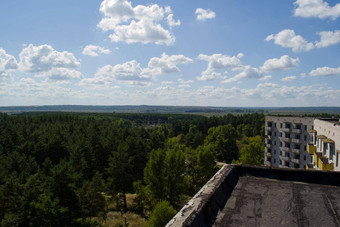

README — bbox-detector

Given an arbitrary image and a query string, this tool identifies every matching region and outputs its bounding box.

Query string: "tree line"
[0,112,264,226]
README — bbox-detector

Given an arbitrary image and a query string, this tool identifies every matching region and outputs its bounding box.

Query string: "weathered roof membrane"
[166,165,340,227]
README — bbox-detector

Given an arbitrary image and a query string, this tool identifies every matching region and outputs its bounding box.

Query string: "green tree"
[143,149,166,203]
[146,201,177,227]
[29,193,69,226]
[78,172,106,218]
[239,137,264,165]
[106,143,133,209]
[204,125,239,163]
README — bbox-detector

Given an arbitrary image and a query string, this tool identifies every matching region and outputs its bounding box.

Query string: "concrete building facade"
[264,116,314,169]
[307,118,340,171]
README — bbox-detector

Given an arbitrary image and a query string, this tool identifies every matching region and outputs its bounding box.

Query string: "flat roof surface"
[214,176,340,226]
[167,165,340,227]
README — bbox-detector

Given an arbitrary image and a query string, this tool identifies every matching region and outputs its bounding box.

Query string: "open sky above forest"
[0,0,340,107]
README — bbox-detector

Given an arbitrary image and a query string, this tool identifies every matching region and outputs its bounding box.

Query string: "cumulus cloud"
[309,66,340,76]
[147,53,193,76]
[195,8,216,21]
[36,68,83,81]
[81,53,191,86]
[197,53,242,81]
[293,0,340,20]
[315,30,340,48]
[18,44,82,81]
[0,48,18,82]
[281,75,297,82]
[82,45,111,56]
[265,29,314,52]
[222,65,262,84]
[19,44,80,72]
[260,75,272,81]
[261,55,300,72]
[97,0,179,45]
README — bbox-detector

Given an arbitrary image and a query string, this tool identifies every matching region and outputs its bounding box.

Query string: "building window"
[274,150,276,155]
[304,145,306,151]
[280,142,282,147]
[274,123,277,128]
[304,155,306,161]
[280,123,282,128]
[280,151,282,155]
[304,125,307,130]
[274,132,276,136]
[280,160,282,165]
[304,135,307,141]
[336,153,339,167]
[274,159,276,164]
[280,132,282,137]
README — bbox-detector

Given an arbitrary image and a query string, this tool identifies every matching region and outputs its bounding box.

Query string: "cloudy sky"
[1,0,340,107]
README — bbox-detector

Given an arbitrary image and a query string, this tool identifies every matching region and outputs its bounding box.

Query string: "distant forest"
[0,112,265,226]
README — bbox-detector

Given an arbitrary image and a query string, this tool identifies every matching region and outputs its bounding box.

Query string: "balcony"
[281,138,291,143]
[279,165,289,169]
[265,152,272,157]
[291,148,300,154]
[282,128,291,133]
[265,138,271,144]
[266,144,272,148]
[265,126,272,131]
[282,147,290,152]
[291,129,301,134]
[291,158,300,164]
[282,156,290,162]
[318,157,334,171]
[306,164,314,170]
[307,143,316,155]
[291,139,301,144]
[264,161,271,166]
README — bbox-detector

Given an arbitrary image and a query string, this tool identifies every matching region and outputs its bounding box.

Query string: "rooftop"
[167,165,340,227]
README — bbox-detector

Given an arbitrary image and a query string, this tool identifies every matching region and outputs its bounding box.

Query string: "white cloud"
[195,8,216,21]
[0,48,18,71]
[98,0,179,45]
[81,53,191,87]
[261,55,300,72]
[197,53,242,81]
[82,45,111,56]
[260,75,272,81]
[309,66,340,76]
[36,68,83,81]
[265,29,314,52]
[19,44,80,72]
[281,75,297,82]
[147,53,193,76]
[167,13,180,27]
[222,65,262,83]
[0,48,18,82]
[293,0,340,20]
[315,30,340,48]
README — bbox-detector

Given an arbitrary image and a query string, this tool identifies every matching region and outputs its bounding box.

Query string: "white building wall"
[314,119,340,171]
[264,116,314,169]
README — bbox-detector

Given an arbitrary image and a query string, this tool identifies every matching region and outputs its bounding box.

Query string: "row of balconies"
[308,144,334,171]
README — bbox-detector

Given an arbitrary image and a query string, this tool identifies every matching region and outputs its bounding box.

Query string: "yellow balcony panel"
[308,129,317,133]
[306,164,314,170]
[319,157,334,171]
[307,143,316,155]
[314,152,322,168]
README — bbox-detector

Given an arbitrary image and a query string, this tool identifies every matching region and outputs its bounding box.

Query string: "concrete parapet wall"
[167,164,340,227]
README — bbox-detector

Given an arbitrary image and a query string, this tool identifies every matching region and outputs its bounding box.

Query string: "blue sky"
[0,0,340,107]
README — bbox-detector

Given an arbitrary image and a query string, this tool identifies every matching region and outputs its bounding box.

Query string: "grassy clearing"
[97,211,147,227]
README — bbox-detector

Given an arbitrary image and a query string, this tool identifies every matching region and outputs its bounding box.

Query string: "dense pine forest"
[0,112,264,226]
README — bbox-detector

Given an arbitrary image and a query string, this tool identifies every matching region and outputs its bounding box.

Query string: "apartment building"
[307,118,340,171]
[264,116,314,169]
